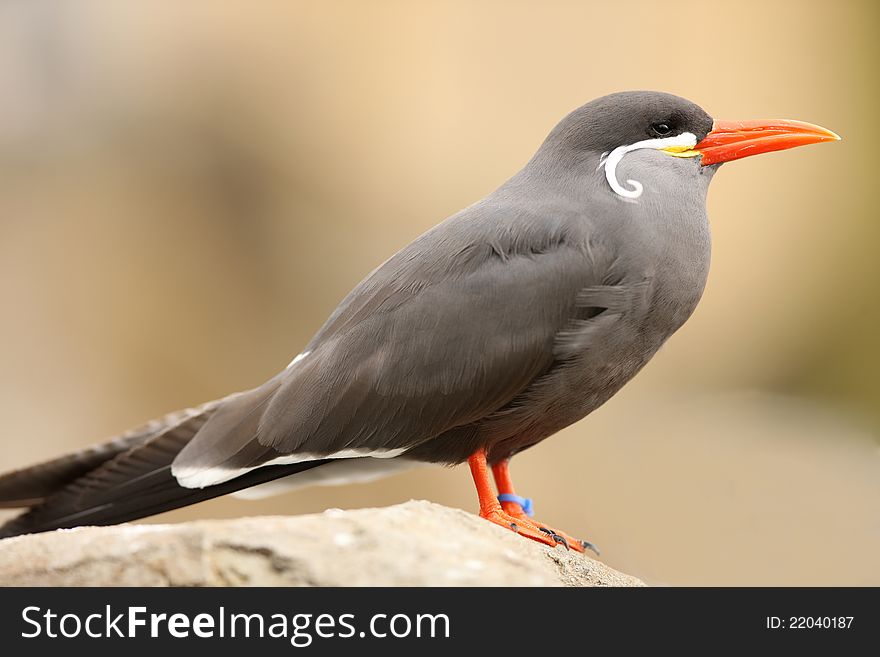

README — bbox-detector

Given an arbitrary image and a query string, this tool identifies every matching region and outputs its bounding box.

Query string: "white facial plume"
[600,132,698,199]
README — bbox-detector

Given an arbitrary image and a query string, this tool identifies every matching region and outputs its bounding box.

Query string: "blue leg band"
[497,493,534,517]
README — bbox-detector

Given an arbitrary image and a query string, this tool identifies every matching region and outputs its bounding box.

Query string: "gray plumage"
[0,91,718,536]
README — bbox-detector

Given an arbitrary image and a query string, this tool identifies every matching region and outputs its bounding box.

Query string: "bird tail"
[0,403,328,539]
[0,405,213,509]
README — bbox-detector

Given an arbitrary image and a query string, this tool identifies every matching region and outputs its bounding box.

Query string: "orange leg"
[491,457,599,555]
[467,448,563,549]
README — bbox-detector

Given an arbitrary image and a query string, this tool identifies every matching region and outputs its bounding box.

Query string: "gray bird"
[0,91,838,549]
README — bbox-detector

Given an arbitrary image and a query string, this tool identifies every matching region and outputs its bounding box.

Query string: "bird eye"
[651,122,673,137]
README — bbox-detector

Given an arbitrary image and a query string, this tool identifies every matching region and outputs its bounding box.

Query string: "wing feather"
[172,209,620,480]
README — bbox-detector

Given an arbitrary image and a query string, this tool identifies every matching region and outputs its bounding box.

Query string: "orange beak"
[693,119,840,166]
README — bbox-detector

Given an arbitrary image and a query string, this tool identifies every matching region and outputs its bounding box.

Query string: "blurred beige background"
[0,0,878,585]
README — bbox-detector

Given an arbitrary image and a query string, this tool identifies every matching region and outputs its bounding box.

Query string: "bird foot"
[480,507,567,549]
[481,507,599,555]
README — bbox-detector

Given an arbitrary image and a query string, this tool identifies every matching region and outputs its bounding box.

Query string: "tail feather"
[0,404,216,508]
[0,435,145,508]
[0,409,330,539]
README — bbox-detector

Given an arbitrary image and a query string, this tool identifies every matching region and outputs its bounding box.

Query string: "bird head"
[540,91,840,200]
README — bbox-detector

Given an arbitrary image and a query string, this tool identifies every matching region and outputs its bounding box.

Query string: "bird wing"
[172,210,625,486]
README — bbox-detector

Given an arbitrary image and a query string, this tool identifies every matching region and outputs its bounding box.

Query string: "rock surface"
[0,500,643,586]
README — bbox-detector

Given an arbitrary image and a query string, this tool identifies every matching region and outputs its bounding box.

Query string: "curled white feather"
[602,132,697,200]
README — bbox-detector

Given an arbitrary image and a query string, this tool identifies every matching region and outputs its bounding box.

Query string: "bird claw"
[539,526,601,556]
[539,527,570,550]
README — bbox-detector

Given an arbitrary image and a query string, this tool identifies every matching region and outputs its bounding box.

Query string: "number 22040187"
[766,617,853,630]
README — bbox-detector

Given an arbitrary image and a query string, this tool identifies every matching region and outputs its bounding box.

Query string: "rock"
[0,500,643,586]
